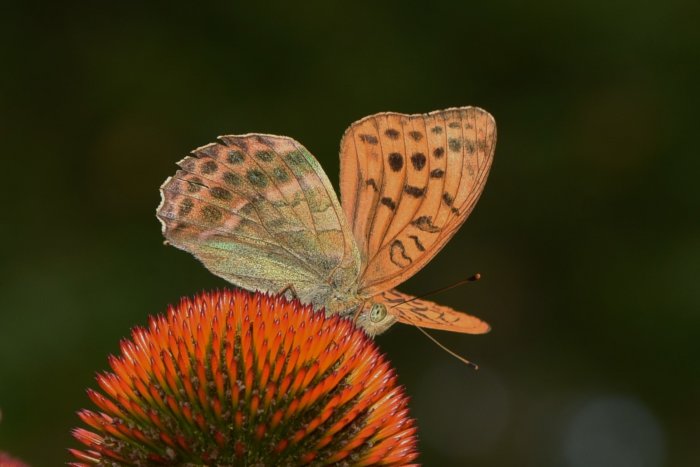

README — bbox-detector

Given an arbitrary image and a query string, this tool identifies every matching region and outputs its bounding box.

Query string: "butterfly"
[157,107,496,336]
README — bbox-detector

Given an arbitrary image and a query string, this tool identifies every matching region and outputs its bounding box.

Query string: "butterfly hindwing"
[339,107,496,296]
[377,289,490,334]
[157,134,361,304]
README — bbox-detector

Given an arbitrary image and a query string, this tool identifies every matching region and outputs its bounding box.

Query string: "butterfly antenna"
[390,273,481,309]
[408,320,479,369]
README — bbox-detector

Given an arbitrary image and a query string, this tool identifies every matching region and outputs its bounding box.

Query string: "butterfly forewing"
[378,289,490,334]
[157,134,361,304]
[339,107,497,296]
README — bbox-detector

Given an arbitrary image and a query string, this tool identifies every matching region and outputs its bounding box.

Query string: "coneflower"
[0,451,28,467]
[70,289,418,466]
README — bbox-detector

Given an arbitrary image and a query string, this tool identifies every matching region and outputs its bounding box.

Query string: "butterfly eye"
[369,303,388,323]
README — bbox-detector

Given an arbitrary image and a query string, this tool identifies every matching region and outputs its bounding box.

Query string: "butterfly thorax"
[322,290,364,318]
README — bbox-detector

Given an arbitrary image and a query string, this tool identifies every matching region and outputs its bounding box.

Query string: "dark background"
[1,1,699,465]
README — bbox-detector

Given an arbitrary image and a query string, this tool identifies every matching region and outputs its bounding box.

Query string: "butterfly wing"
[377,289,490,334]
[339,107,496,296]
[157,134,361,305]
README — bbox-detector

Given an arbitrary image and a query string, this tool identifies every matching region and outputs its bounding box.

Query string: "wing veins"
[371,115,410,260]
[360,116,385,277]
[170,174,262,225]
[216,140,327,277]
[173,153,324,277]
[287,139,351,281]
[372,115,433,258]
[359,110,493,291]
[160,190,321,276]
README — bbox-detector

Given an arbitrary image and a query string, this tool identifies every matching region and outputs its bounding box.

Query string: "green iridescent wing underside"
[157,134,361,305]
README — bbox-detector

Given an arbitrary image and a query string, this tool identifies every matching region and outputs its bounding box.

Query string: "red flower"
[70,289,418,465]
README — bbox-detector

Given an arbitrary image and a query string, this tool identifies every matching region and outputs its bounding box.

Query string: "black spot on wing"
[388,152,404,172]
[385,128,400,139]
[195,145,219,158]
[227,151,245,165]
[433,147,445,158]
[239,202,255,216]
[404,185,426,197]
[359,134,379,145]
[202,160,218,174]
[273,167,289,182]
[247,169,268,188]
[231,138,248,152]
[186,178,204,193]
[380,197,396,210]
[179,198,194,216]
[389,240,412,267]
[410,153,426,171]
[442,192,454,206]
[430,169,444,178]
[223,172,242,187]
[366,178,379,192]
[201,205,222,223]
[210,187,232,201]
[285,150,306,167]
[411,216,440,233]
[409,235,426,252]
[408,130,423,141]
[254,150,275,162]
[255,135,278,148]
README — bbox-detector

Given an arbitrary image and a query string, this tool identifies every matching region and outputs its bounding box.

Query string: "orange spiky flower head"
[70,289,418,465]
[0,452,28,467]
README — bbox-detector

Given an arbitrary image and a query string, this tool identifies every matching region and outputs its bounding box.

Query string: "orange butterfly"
[157,107,496,336]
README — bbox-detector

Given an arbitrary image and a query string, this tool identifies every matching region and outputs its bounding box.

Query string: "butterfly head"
[355,302,397,337]
[321,293,394,335]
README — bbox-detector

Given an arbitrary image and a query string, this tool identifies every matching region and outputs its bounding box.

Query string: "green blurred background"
[1,1,699,465]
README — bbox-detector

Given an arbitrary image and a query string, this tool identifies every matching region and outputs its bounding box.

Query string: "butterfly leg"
[277,284,300,301]
[352,301,367,323]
